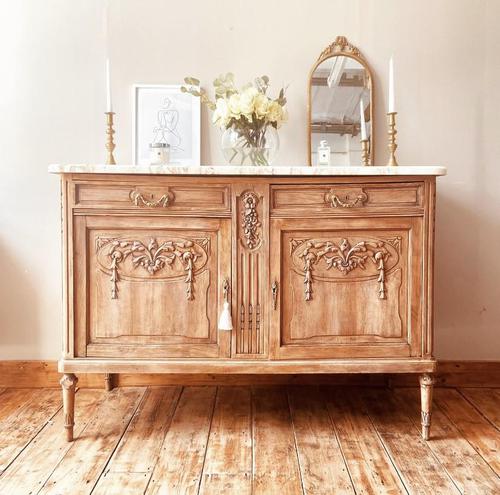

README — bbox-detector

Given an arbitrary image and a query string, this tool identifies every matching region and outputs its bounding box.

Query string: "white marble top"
[48,164,447,176]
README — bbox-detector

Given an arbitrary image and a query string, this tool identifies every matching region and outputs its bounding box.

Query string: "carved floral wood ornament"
[95,236,209,300]
[290,237,401,301]
[241,192,261,249]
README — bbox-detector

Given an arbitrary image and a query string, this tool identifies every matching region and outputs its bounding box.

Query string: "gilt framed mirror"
[308,36,373,166]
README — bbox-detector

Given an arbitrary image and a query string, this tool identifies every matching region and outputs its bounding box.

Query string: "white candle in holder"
[388,56,395,113]
[359,99,367,140]
[106,58,112,112]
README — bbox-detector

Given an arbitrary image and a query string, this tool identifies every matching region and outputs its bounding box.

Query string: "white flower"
[264,101,288,128]
[266,101,283,123]
[254,93,270,118]
[228,94,242,119]
[212,98,229,128]
[239,86,259,117]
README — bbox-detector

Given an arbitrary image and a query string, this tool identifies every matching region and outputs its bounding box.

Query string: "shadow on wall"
[434,190,500,359]
[0,239,40,354]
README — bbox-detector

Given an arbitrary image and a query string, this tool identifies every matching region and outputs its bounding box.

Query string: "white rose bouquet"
[182,73,287,165]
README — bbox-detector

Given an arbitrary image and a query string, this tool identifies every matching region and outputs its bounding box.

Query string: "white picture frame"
[133,84,201,166]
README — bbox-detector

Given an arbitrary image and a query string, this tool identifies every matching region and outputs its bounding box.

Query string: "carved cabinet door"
[73,215,231,358]
[269,216,424,359]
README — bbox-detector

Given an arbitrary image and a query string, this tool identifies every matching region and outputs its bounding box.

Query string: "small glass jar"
[149,142,170,165]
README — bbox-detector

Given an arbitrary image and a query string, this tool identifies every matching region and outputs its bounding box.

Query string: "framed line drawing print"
[133,84,201,166]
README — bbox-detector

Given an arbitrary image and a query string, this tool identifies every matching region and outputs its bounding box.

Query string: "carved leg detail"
[419,373,435,441]
[104,373,113,391]
[60,373,78,442]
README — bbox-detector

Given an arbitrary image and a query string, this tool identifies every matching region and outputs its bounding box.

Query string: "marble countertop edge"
[48,164,447,176]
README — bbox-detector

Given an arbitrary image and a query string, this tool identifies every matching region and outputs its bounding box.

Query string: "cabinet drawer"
[271,182,424,215]
[73,181,231,213]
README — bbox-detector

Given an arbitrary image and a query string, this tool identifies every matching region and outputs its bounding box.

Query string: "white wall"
[0,0,499,359]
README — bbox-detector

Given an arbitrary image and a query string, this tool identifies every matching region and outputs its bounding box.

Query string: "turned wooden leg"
[60,373,78,442]
[419,373,435,441]
[104,373,114,391]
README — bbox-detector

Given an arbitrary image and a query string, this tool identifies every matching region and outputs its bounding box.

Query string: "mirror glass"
[309,38,373,166]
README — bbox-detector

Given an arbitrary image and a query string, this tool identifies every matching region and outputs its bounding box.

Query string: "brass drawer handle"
[129,188,173,208]
[271,281,278,310]
[325,189,368,208]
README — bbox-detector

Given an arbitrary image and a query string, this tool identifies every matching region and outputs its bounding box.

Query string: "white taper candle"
[359,98,367,141]
[388,56,395,113]
[106,58,112,112]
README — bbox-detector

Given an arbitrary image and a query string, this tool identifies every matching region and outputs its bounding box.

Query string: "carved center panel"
[289,236,401,301]
[95,236,209,300]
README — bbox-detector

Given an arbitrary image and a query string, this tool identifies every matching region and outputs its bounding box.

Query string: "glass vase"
[221,125,279,166]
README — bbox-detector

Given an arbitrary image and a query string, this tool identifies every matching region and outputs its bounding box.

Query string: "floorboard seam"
[195,386,219,495]
[143,386,185,494]
[436,389,500,478]
[0,389,63,481]
[392,389,464,494]
[34,388,95,495]
[286,387,307,495]
[456,388,500,433]
[359,388,411,495]
[89,387,148,495]
[322,387,357,494]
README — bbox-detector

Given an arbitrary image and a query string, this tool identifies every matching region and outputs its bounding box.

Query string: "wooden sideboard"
[52,166,445,442]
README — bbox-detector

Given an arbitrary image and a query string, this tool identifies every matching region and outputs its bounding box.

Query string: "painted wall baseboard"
[0,360,499,388]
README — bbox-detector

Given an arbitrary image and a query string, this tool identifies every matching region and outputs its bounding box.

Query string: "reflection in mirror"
[308,37,373,166]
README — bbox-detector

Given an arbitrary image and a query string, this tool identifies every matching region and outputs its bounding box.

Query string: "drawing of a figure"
[152,97,183,151]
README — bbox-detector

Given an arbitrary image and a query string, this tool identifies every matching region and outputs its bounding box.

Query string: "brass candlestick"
[361,139,371,166]
[386,111,398,166]
[105,111,116,165]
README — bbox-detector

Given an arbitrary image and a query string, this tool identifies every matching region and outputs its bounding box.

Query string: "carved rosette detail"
[241,192,261,249]
[95,237,208,301]
[297,238,391,301]
[60,374,78,390]
[419,373,435,388]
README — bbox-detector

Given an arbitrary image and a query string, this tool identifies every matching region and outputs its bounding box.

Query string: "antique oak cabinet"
[50,164,446,441]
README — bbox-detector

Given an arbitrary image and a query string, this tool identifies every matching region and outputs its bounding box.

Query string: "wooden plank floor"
[0,386,499,494]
